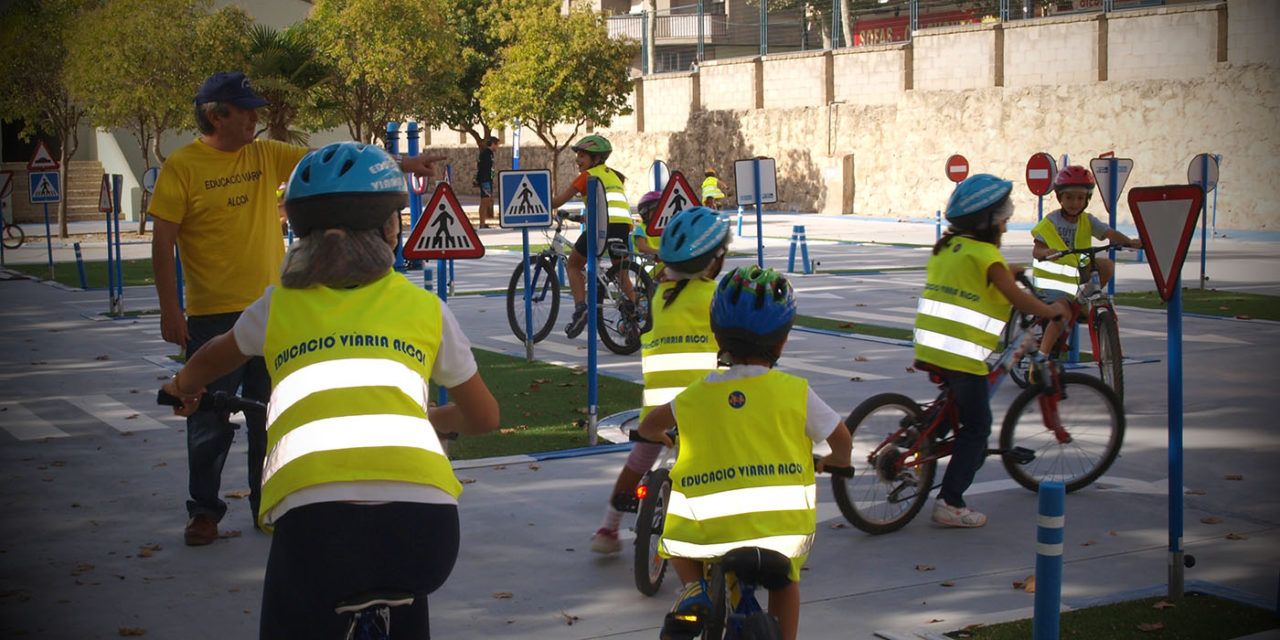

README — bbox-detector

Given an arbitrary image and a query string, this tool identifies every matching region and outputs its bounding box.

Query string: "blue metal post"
[1069,319,1080,364]
[935,209,941,241]
[407,122,424,271]
[436,258,448,406]
[1106,157,1118,297]
[1037,195,1044,221]
[1198,154,1208,288]
[1211,154,1221,237]
[105,199,116,301]
[1168,283,1185,599]
[514,119,536,362]
[73,242,87,289]
[787,225,798,272]
[760,0,768,56]
[737,205,744,236]
[0,198,6,266]
[831,0,840,49]
[385,122,405,272]
[111,175,124,308]
[445,164,452,185]
[753,159,764,266]
[586,177,601,447]
[43,204,53,279]
[1033,481,1066,640]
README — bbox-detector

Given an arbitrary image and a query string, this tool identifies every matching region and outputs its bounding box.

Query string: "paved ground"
[1,213,1277,638]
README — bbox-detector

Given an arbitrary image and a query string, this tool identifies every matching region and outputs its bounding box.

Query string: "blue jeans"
[937,371,992,509]
[185,312,269,524]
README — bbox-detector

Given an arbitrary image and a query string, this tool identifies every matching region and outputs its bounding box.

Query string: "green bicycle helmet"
[571,134,612,158]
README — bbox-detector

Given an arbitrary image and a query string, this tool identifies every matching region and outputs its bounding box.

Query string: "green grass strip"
[794,314,912,341]
[1114,288,1280,321]
[10,258,155,288]
[434,348,641,460]
[491,243,551,253]
[947,592,1276,640]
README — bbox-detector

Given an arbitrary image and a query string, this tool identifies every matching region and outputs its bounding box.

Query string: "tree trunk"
[840,0,854,49]
[57,147,70,238]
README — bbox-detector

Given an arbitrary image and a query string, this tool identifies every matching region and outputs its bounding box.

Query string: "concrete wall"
[763,52,830,108]
[641,72,696,133]
[1107,4,1221,82]
[1004,14,1099,88]
[1228,0,1280,66]
[699,58,759,111]
[832,45,909,105]
[913,24,999,91]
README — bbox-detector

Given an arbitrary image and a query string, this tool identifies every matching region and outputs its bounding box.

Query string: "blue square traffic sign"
[498,170,552,228]
[29,171,61,204]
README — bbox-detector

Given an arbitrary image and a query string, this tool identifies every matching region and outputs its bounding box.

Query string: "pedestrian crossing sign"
[29,171,61,204]
[403,182,485,260]
[646,170,699,236]
[498,169,552,228]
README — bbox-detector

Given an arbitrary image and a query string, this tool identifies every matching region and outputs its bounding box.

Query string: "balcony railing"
[608,13,728,43]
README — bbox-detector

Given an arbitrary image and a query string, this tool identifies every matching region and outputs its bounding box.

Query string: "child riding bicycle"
[701,168,726,209]
[638,266,853,640]
[161,142,500,639]
[1030,165,1142,357]
[631,190,663,258]
[914,174,1065,528]
[591,206,729,554]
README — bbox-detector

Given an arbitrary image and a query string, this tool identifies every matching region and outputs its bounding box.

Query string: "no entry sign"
[946,154,969,183]
[1026,152,1058,196]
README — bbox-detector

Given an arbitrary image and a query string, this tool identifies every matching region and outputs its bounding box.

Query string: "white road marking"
[0,402,70,440]
[64,395,169,432]
[832,309,915,326]
[777,357,890,381]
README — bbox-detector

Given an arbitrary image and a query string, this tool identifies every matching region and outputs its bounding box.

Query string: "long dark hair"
[932,197,1011,255]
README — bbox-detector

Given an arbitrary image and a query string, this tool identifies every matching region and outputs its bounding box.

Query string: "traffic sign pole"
[407,122,424,272]
[753,159,764,266]
[586,177,600,447]
[1168,283,1185,600]
[105,187,116,306]
[43,204,53,279]
[385,122,405,272]
[1106,157,1118,297]
[1198,153,1209,289]
[112,175,125,313]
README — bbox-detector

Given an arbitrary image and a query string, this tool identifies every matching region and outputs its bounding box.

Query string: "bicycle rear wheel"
[702,562,727,640]
[742,611,783,640]
[999,372,1125,493]
[597,262,654,355]
[2,223,23,249]
[1093,309,1124,403]
[505,256,559,343]
[830,393,935,534]
[634,468,671,596]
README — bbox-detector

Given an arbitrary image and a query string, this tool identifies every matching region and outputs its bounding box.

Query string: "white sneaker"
[932,502,987,528]
[591,527,622,554]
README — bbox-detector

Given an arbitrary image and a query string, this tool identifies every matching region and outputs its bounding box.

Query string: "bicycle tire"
[633,468,671,596]
[1093,309,1124,403]
[830,394,935,535]
[702,562,727,640]
[597,262,654,355]
[2,223,23,249]
[999,372,1125,493]
[505,255,559,343]
[741,611,783,640]
[1007,311,1041,390]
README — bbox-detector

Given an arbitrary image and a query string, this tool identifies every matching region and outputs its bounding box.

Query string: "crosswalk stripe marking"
[832,308,915,326]
[776,357,889,381]
[64,395,170,433]
[0,402,70,440]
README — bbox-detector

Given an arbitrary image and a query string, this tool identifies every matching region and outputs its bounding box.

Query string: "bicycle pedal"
[1002,446,1036,465]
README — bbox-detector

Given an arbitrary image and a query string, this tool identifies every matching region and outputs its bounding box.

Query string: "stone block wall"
[1004,14,1100,88]
[1107,5,1220,82]
[832,45,909,105]
[913,24,999,91]
[699,58,759,111]
[763,52,830,108]
[1227,0,1280,66]
[641,72,696,132]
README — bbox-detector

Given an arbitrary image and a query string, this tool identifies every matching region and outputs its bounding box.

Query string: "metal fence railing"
[608,0,1210,75]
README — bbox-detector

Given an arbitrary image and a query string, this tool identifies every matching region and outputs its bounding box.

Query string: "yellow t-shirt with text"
[149,139,308,316]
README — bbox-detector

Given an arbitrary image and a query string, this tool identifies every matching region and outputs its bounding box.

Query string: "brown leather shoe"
[184,514,218,546]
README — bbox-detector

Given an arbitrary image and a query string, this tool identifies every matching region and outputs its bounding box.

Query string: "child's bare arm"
[637,403,676,447]
[990,262,1063,320]
[818,421,852,470]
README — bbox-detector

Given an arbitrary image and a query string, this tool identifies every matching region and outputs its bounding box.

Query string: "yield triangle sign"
[1089,156,1134,215]
[1128,185,1204,301]
[99,174,113,212]
[403,182,485,260]
[646,170,699,236]
[27,140,59,171]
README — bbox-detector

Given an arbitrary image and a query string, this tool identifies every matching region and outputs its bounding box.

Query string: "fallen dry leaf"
[95,354,110,361]
[1185,488,1207,496]
[839,322,855,328]
[1012,575,1036,592]
[1108,530,1119,537]
[1236,314,1252,320]
[528,463,540,471]
[71,563,95,576]
[125,413,139,420]
[533,378,550,384]
[460,478,476,484]
[915,564,935,572]
[219,530,242,539]
[499,428,517,435]
[1137,622,1165,632]
[850,376,863,382]
[940,581,955,587]
[1225,532,1249,540]
[576,407,589,415]
[854,355,869,362]
[137,544,162,558]
[905,366,917,373]
[1224,474,1243,481]
[829,522,847,529]
[560,610,580,625]
[118,627,146,636]
[492,591,513,599]
[224,489,250,499]
[1081,540,1097,547]
[927,618,944,624]
[1200,516,1223,524]
[1152,600,1176,609]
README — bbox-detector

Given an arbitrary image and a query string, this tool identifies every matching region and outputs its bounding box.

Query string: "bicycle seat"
[721,547,792,590]
[334,590,415,615]
[912,360,948,386]
[606,238,629,259]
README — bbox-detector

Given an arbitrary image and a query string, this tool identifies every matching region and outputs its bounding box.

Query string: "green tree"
[308,0,462,144]
[243,23,337,145]
[479,2,639,185]
[66,0,252,231]
[0,0,98,237]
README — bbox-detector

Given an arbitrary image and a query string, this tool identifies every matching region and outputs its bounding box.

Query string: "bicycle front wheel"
[597,263,654,355]
[1093,309,1124,403]
[1000,372,1125,493]
[702,562,727,640]
[505,256,560,343]
[2,224,23,249]
[830,393,935,534]
[633,468,671,597]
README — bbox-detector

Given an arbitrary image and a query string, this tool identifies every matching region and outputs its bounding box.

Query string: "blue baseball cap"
[194,71,269,109]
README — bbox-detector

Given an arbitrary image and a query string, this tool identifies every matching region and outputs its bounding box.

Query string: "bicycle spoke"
[1000,373,1124,492]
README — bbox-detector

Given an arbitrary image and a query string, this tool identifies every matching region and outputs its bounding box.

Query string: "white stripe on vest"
[668,484,817,521]
[913,328,992,362]
[644,386,684,407]
[642,352,719,374]
[662,534,813,560]
[1032,259,1078,277]
[262,414,443,483]
[916,299,1006,336]
[268,358,427,424]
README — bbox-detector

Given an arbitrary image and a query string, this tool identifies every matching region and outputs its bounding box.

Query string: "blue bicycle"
[663,546,789,640]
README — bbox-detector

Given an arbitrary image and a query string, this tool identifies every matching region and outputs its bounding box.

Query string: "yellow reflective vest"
[640,279,718,419]
[914,238,1011,376]
[1031,214,1093,296]
[701,176,725,200]
[258,271,459,530]
[586,165,632,225]
[660,369,816,581]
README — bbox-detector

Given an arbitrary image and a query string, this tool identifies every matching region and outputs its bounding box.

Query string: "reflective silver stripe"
[262,414,442,483]
[662,534,813,560]
[669,484,816,520]
[1033,276,1079,295]
[1037,514,1065,528]
[916,299,1006,336]
[1033,259,1078,277]
[1036,542,1064,557]
[642,352,719,374]
[643,387,684,407]
[913,328,991,362]
[269,358,425,424]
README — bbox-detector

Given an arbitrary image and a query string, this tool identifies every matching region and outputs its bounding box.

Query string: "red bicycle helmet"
[1053,165,1095,193]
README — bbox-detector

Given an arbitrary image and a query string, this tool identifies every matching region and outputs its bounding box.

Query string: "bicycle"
[831,277,1125,534]
[505,209,654,355]
[2,220,24,249]
[1007,244,1128,401]
[156,388,266,417]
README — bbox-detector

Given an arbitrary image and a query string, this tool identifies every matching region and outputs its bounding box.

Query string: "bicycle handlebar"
[814,455,854,478]
[156,389,267,417]
[1044,244,1129,262]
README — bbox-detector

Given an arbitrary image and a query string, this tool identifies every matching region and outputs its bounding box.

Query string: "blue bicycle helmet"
[284,141,407,237]
[659,206,731,276]
[711,266,796,344]
[944,173,1013,229]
